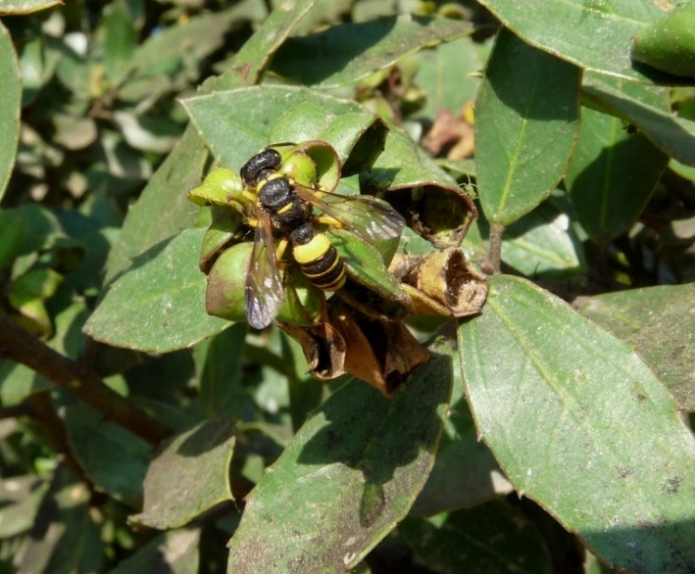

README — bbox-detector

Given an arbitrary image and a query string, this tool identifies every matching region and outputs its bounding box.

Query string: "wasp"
[238,146,405,330]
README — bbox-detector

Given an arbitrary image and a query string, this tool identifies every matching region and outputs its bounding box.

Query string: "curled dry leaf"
[279,320,346,380]
[281,300,429,398]
[390,248,488,317]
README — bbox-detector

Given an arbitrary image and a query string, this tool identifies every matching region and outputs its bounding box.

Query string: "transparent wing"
[293,185,405,245]
[244,209,284,329]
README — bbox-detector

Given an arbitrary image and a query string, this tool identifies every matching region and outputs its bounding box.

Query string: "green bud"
[188,168,245,207]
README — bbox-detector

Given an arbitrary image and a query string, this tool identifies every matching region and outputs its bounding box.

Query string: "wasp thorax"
[240,148,282,187]
[258,177,295,213]
[289,223,315,245]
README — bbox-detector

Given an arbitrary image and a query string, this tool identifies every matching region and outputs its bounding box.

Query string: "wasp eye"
[240,148,282,187]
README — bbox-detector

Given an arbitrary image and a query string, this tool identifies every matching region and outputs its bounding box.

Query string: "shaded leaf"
[195,323,247,417]
[0,476,49,538]
[478,0,672,83]
[0,21,21,202]
[131,417,235,529]
[63,403,152,506]
[270,15,473,88]
[475,28,580,226]
[88,228,230,353]
[583,73,695,167]
[401,499,553,574]
[226,353,452,574]
[105,529,200,574]
[15,474,103,574]
[567,80,669,241]
[578,285,695,412]
[458,275,695,574]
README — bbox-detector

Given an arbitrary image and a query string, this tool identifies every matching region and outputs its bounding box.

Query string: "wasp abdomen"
[291,224,346,291]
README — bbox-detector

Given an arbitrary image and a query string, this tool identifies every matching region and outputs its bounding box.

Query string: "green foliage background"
[1,1,695,573]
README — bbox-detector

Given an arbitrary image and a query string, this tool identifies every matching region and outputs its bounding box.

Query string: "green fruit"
[631,3,695,79]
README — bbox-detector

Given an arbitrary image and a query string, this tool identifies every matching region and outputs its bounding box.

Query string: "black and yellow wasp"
[238,145,405,330]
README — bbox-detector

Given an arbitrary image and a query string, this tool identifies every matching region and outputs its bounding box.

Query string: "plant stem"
[486,223,505,274]
[0,309,171,445]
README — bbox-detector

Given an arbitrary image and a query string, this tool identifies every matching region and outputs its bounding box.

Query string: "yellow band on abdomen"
[293,234,332,264]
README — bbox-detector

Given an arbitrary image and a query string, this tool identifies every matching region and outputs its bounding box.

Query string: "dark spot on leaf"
[666,477,683,494]
[637,393,646,403]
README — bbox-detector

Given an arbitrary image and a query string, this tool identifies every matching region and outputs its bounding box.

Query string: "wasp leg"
[276,237,289,270]
[314,215,343,229]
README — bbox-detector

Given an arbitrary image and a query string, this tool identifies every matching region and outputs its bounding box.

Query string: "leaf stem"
[486,222,505,274]
[0,309,172,445]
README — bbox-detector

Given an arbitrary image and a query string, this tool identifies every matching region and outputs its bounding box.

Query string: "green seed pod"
[206,242,251,322]
[188,168,245,207]
[276,148,318,188]
[205,242,325,326]
[632,3,695,79]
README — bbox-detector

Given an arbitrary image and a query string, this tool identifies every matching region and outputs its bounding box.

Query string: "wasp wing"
[293,185,405,245]
[244,209,284,329]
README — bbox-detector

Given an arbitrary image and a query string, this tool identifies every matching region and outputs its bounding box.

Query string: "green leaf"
[184,86,378,173]
[578,285,695,412]
[0,0,62,14]
[458,275,695,574]
[501,194,586,279]
[413,34,482,119]
[63,403,151,506]
[478,0,672,83]
[268,102,387,175]
[130,417,235,529]
[226,354,452,574]
[410,350,507,517]
[88,228,230,353]
[567,81,669,241]
[0,21,21,202]
[582,73,695,167]
[401,500,553,574]
[475,29,581,226]
[195,324,247,417]
[104,529,200,574]
[330,228,410,306]
[103,0,137,83]
[204,0,319,91]
[270,15,472,88]
[103,126,208,284]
